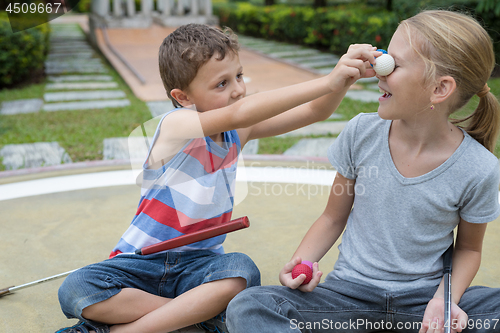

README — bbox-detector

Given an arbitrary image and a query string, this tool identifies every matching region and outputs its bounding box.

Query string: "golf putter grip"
[135,216,250,255]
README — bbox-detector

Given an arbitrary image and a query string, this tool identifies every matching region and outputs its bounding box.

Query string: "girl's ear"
[432,76,457,104]
[170,89,192,107]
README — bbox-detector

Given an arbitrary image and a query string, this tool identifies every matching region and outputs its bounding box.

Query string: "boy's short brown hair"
[159,24,240,107]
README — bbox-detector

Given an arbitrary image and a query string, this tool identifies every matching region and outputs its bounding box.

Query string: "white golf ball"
[373,53,395,76]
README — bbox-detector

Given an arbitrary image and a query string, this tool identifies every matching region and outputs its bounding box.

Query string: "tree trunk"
[386,0,392,11]
[314,0,327,7]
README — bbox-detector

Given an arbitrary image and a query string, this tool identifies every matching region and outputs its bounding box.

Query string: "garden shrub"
[215,0,500,70]
[0,13,50,88]
[215,2,399,54]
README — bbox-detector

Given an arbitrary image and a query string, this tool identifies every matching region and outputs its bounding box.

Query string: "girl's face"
[377,27,435,120]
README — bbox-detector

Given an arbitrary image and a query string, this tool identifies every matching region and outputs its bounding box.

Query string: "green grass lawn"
[0,38,152,165]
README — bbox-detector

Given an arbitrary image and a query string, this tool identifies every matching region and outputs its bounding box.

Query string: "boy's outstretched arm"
[419,220,487,333]
[280,172,355,292]
[239,45,380,143]
[160,45,379,143]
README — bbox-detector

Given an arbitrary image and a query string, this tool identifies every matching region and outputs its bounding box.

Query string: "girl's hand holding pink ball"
[292,261,313,285]
[280,257,323,291]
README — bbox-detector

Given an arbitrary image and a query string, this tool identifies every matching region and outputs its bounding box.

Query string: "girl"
[227,10,500,333]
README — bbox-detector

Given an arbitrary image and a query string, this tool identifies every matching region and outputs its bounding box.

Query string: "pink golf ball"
[292,263,313,285]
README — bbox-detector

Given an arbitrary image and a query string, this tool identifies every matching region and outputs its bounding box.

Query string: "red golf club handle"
[135,216,250,255]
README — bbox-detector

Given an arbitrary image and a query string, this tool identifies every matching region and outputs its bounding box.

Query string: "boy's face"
[184,52,246,112]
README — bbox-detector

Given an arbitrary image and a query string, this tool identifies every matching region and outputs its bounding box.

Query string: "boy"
[56,24,379,333]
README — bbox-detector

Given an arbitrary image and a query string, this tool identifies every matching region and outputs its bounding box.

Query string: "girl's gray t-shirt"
[327,113,500,292]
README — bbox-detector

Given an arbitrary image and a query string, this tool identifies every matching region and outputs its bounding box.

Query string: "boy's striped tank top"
[110,110,240,258]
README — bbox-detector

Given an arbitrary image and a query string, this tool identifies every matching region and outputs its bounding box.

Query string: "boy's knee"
[227,252,261,288]
[58,269,87,317]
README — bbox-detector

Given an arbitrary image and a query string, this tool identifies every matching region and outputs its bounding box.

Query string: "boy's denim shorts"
[58,250,260,321]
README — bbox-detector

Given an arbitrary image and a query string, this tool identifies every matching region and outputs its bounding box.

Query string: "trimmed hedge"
[0,14,50,88]
[214,1,500,67]
[215,3,399,54]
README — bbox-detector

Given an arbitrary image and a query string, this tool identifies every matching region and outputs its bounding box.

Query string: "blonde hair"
[401,10,500,152]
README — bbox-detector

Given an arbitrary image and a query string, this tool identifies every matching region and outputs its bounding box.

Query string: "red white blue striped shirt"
[110,110,240,258]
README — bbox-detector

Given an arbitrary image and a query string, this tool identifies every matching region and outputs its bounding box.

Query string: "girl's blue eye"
[217,80,227,88]
[237,73,243,80]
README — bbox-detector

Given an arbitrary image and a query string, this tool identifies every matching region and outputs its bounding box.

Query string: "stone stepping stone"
[49,43,93,49]
[317,67,336,75]
[345,90,381,103]
[269,49,320,58]
[0,142,72,170]
[42,99,130,112]
[103,137,151,161]
[49,48,94,54]
[299,59,339,69]
[328,113,343,120]
[44,90,126,102]
[50,25,82,30]
[237,36,262,42]
[47,52,95,59]
[50,33,84,38]
[356,77,380,84]
[241,41,285,48]
[49,29,83,34]
[286,54,339,64]
[45,59,103,66]
[0,98,43,115]
[50,35,86,40]
[50,42,91,47]
[50,37,86,42]
[284,138,336,157]
[45,62,105,69]
[146,100,174,117]
[242,139,259,155]
[49,47,94,54]
[249,45,301,53]
[278,121,348,137]
[238,39,276,46]
[45,82,119,90]
[45,66,107,74]
[47,75,114,82]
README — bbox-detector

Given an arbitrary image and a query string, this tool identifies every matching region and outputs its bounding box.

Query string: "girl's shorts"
[58,250,260,321]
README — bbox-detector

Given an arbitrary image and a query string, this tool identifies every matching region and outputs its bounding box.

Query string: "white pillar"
[204,0,212,16]
[190,0,198,15]
[113,0,122,16]
[160,0,171,15]
[126,0,135,16]
[92,0,109,16]
[141,0,153,15]
[177,0,183,16]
